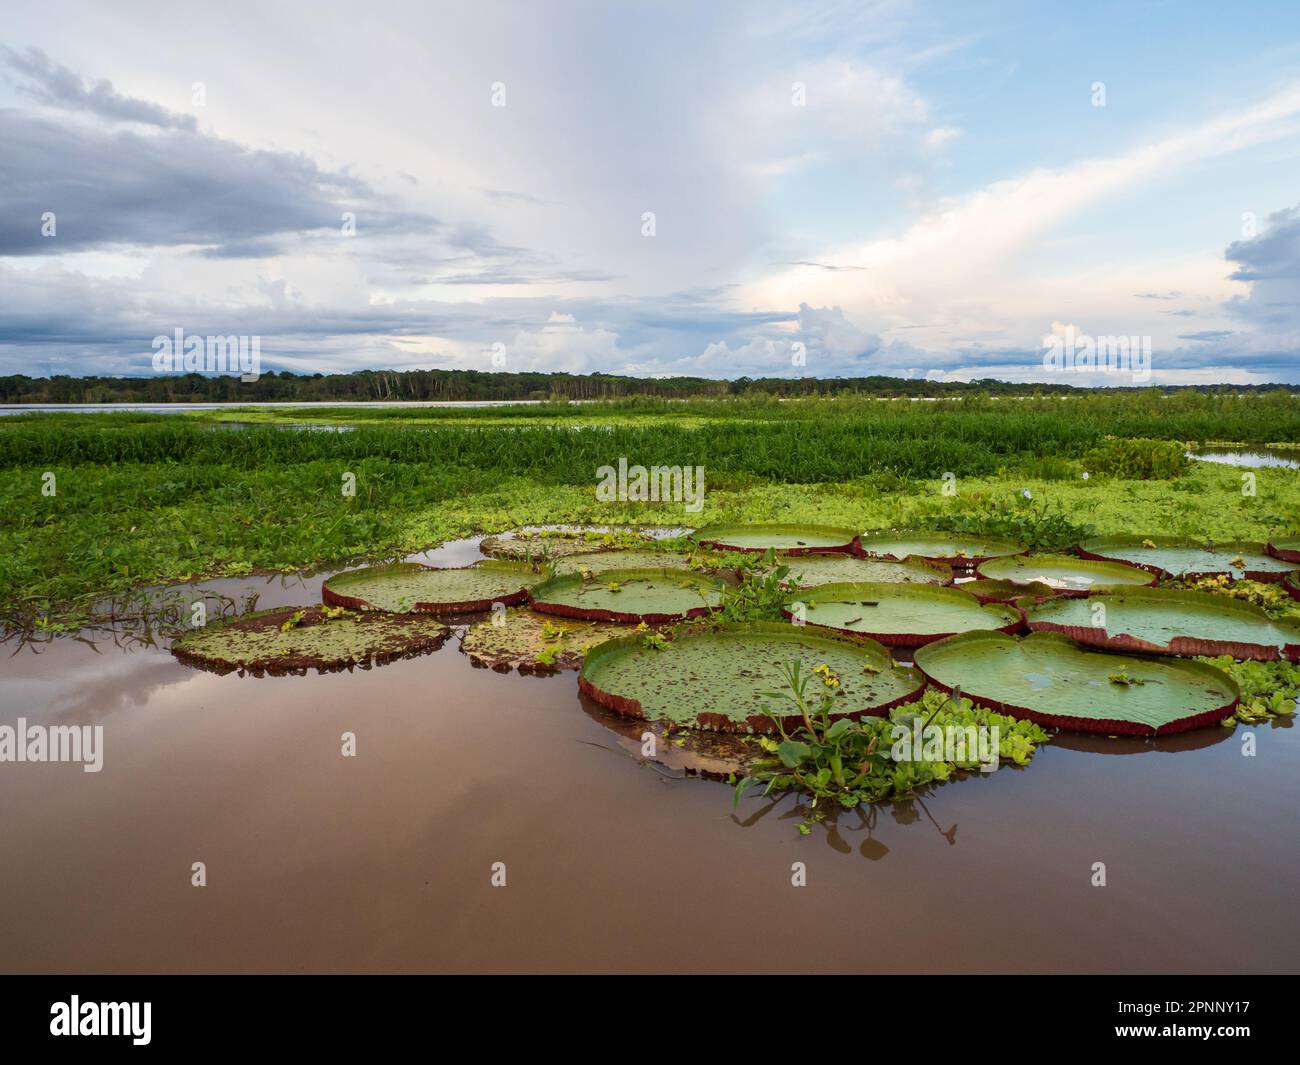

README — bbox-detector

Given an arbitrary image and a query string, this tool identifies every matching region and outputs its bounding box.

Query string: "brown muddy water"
[1,539,1298,973]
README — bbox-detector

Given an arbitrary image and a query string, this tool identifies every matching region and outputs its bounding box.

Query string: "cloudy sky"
[3,0,1300,384]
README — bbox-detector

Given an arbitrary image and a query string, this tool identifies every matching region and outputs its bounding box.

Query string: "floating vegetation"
[171,605,449,676]
[786,582,1022,647]
[1077,536,1300,582]
[693,523,858,555]
[321,560,532,613]
[527,567,722,623]
[855,530,1026,567]
[547,549,704,577]
[914,630,1240,736]
[460,607,628,673]
[1197,655,1300,725]
[578,621,925,732]
[777,553,951,589]
[975,553,1155,594]
[1024,587,1300,661]
[732,673,1051,816]
[480,526,680,561]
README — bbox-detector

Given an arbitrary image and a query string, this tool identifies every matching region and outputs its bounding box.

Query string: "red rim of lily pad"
[853,530,1027,568]
[1267,538,1300,564]
[781,581,1024,647]
[1286,573,1300,603]
[692,523,859,555]
[170,605,449,677]
[1023,586,1300,662]
[914,630,1240,736]
[578,620,925,734]
[527,567,721,624]
[1075,536,1300,582]
[321,560,533,614]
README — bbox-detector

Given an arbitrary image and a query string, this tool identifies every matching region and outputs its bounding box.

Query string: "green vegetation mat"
[460,608,629,673]
[578,621,924,731]
[789,582,1022,646]
[914,630,1240,735]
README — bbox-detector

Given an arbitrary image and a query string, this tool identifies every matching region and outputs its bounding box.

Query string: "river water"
[1,539,1297,973]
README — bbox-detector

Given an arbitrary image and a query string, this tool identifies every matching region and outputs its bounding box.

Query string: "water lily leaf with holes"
[171,606,449,676]
[913,629,1240,735]
[480,525,683,560]
[460,608,628,673]
[976,553,1154,594]
[693,523,858,554]
[855,530,1026,567]
[547,550,702,576]
[779,553,951,588]
[1077,535,1300,582]
[528,567,721,623]
[578,621,924,731]
[785,581,1022,646]
[1024,586,1300,661]
[321,560,532,613]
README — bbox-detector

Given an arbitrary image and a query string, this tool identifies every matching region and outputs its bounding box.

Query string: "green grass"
[3,393,1300,628]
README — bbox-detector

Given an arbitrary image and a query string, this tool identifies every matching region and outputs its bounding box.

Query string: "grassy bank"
[3,396,1300,628]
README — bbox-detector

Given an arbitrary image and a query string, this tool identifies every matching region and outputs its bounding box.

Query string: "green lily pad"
[1024,586,1300,661]
[1267,538,1300,564]
[1285,573,1300,604]
[578,621,925,732]
[961,578,1059,604]
[913,630,1240,736]
[785,582,1022,646]
[171,605,449,676]
[481,525,681,561]
[321,560,532,613]
[460,608,629,673]
[976,553,1155,594]
[693,522,858,554]
[528,567,722,623]
[1077,536,1300,582]
[547,549,704,577]
[856,530,1026,567]
[779,553,951,589]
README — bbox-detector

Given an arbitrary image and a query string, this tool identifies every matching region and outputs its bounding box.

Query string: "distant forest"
[1,369,1295,403]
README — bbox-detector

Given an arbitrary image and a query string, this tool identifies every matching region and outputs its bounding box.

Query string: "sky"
[2,0,1300,385]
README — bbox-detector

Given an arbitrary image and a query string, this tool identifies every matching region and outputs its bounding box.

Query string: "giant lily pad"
[548,549,704,577]
[693,523,857,554]
[321,560,532,613]
[171,605,449,676]
[460,608,628,673]
[960,578,1058,604]
[1076,536,1300,582]
[1286,573,1300,604]
[1267,537,1300,564]
[913,630,1240,735]
[855,531,1026,567]
[976,554,1154,595]
[578,621,925,732]
[778,553,951,589]
[481,525,684,561]
[527,567,721,623]
[1024,587,1300,661]
[784,582,1022,646]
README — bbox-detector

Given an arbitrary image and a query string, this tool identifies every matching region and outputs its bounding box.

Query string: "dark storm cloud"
[1224,205,1300,332]
[2,45,197,130]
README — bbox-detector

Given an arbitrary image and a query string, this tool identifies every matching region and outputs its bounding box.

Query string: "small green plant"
[713,548,791,622]
[1198,655,1300,724]
[1107,668,1146,686]
[1080,438,1190,480]
[279,609,307,633]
